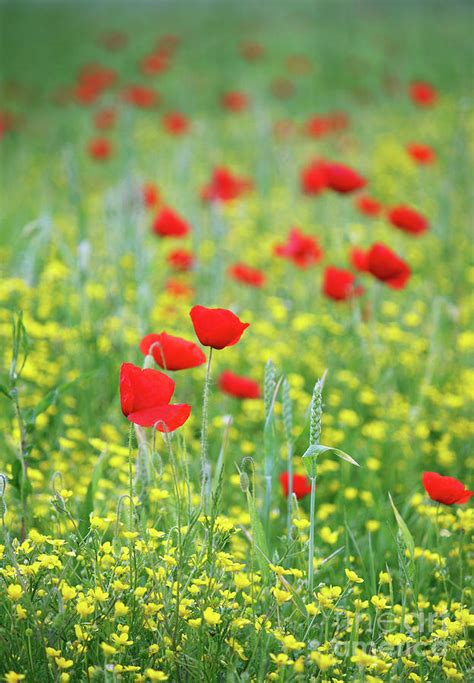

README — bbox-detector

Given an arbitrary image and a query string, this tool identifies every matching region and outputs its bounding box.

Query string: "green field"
[0,1,473,681]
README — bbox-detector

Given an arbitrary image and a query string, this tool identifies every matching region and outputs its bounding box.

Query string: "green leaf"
[302,444,360,472]
[246,489,271,582]
[388,493,415,578]
[79,450,108,537]
[278,575,308,618]
[11,460,33,497]
[0,383,11,400]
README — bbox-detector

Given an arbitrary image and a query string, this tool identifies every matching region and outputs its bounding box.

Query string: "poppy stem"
[128,422,134,531]
[200,348,213,513]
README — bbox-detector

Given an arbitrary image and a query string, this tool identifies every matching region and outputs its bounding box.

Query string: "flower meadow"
[0,1,473,681]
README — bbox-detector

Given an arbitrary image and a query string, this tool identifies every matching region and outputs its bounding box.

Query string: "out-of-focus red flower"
[122,85,158,109]
[190,305,249,350]
[422,472,473,506]
[167,248,194,271]
[88,138,112,160]
[157,34,179,53]
[349,247,370,272]
[406,143,436,165]
[228,263,265,288]
[152,207,190,238]
[201,167,252,203]
[286,54,312,74]
[354,195,382,217]
[140,52,169,76]
[366,243,411,289]
[162,111,190,135]
[218,370,261,399]
[323,266,363,301]
[273,119,296,140]
[239,40,264,61]
[274,228,323,269]
[388,205,429,236]
[165,279,194,298]
[279,472,312,499]
[140,332,206,371]
[143,183,160,209]
[221,91,249,112]
[75,64,116,104]
[409,81,437,107]
[327,111,350,131]
[120,362,191,431]
[305,116,331,138]
[270,78,295,99]
[0,111,20,138]
[323,162,366,194]
[300,160,327,195]
[94,108,116,130]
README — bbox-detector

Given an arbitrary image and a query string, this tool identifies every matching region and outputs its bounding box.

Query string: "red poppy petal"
[128,403,191,431]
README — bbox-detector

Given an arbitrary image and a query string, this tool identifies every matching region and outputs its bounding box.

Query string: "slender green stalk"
[200,348,213,512]
[307,375,325,594]
[128,422,134,532]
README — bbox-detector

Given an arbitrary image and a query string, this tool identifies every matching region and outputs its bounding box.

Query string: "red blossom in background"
[279,472,312,499]
[239,41,265,61]
[354,195,382,217]
[221,91,249,112]
[350,247,370,273]
[140,332,206,371]
[300,160,327,195]
[190,305,249,350]
[152,207,190,238]
[201,167,252,203]
[88,138,112,160]
[422,472,473,506]
[218,370,261,399]
[167,248,194,271]
[162,111,190,135]
[366,243,411,289]
[323,266,363,301]
[406,143,436,165]
[409,81,437,107]
[228,263,265,288]
[165,279,194,298]
[274,228,323,269]
[94,108,116,130]
[388,205,429,235]
[140,52,169,76]
[120,362,191,431]
[323,162,367,194]
[143,182,160,208]
[122,85,159,109]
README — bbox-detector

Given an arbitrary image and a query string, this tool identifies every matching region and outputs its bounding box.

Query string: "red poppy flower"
[366,243,411,289]
[152,207,190,238]
[190,305,249,350]
[323,266,363,301]
[140,52,169,76]
[218,370,261,399]
[323,162,366,194]
[388,205,429,235]
[304,116,331,138]
[122,85,158,109]
[274,228,323,269]
[167,248,194,271]
[326,111,350,131]
[165,279,194,298]
[140,332,206,371]
[422,472,473,506]
[221,91,249,112]
[99,31,127,51]
[201,167,252,203]
[228,263,265,288]
[94,108,116,130]
[349,247,369,272]
[300,160,328,195]
[162,111,190,135]
[88,138,112,160]
[406,143,436,165]
[279,472,312,499]
[120,362,191,431]
[409,81,437,107]
[354,195,382,217]
[143,182,159,209]
[239,41,264,61]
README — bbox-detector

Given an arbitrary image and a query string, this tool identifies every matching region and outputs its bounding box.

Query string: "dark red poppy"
[304,116,331,138]
[221,91,249,112]
[201,167,252,203]
[165,279,194,298]
[120,362,191,431]
[162,111,190,135]
[300,160,328,195]
[239,41,264,61]
[218,370,261,399]
[349,247,369,273]
[88,138,112,160]
[140,52,169,76]
[422,472,473,506]
[99,31,127,51]
[167,249,194,271]
[279,472,312,499]
[274,228,323,269]
[354,195,382,217]
[190,305,249,350]
[323,266,363,301]
[143,183,160,209]
[406,143,436,165]
[388,205,429,235]
[228,263,265,288]
[140,332,206,371]
[366,243,411,289]
[94,108,116,130]
[122,85,158,109]
[409,81,437,107]
[270,77,295,99]
[152,207,190,238]
[323,162,366,194]
[326,111,350,131]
